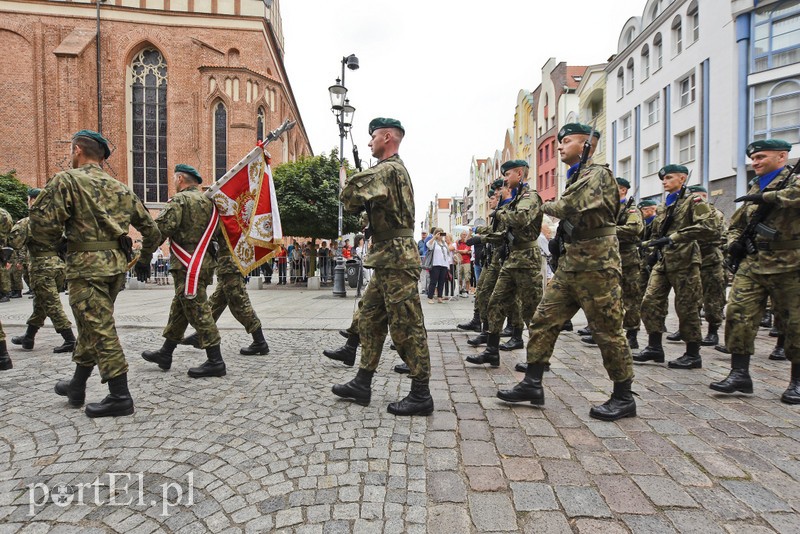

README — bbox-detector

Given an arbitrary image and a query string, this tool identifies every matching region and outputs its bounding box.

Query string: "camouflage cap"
[658,164,689,179]
[27,187,41,198]
[500,160,529,174]
[557,123,602,142]
[746,139,792,157]
[637,199,657,208]
[687,184,707,193]
[72,129,111,160]
[368,117,405,135]
[616,177,631,189]
[175,164,202,183]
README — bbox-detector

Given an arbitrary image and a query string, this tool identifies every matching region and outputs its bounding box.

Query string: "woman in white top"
[426,228,450,303]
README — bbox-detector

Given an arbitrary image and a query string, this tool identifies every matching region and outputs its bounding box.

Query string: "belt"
[29,251,58,258]
[572,227,617,241]
[757,239,800,251]
[371,228,414,243]
[67,241,121,252]
[510,241,537,252]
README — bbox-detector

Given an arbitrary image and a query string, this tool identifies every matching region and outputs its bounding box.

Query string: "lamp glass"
[328,83,346,110]
[342,103,355,126]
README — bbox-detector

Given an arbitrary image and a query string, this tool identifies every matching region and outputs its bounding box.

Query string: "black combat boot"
[394,362,410,374]
[715,344,731,354]
[701,324,719,347]
[390,343,397,350]
[467,320,489,347]
[497,363,545,405]
[769,326,781,338]
[188,345,226,378]
[179,333,201,348]
[666,331,683,342]
[10,290,21,298]
[338,329,351,339]
[589,379,637,421]
[332,368,373,406]
[0,340,12,371]
[85,373,134,418]
[633,333,665,363]
[761,311,773,328]
[141,339,178,370]
[514,362,551,373]
[577,326,592,336]
[781,363,800,405]
[53,328,76,353]
[11,325,39,350]
[499,328,524,351]
[466,334,500,366]
[457,309,482,332]
[387,379,434,416]
[500,320,514,338]
[0,293,9,303]
[710,354,753,394]
[561,320,573,332]
[581,334,597,346]
[240,327,269,355]
[55,364,93,407]
[626,329,639,349]
[668,341,702,369]
[323,333,359,367]
[770,335,786,361]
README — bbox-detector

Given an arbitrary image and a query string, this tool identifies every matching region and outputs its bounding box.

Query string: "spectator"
[276,244,287,284]
[456,231,472,296]
[303,242,312,282]
[539,215,555,286]
[353,235,371,286]
[291,241,302,283]
[342,239,352,259]
[318,241,330,284]
[426,229,449,303]
[444,233,457,298]
[418,230,430,294]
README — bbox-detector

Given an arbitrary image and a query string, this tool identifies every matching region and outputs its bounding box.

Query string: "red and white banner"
[205,145,283,276]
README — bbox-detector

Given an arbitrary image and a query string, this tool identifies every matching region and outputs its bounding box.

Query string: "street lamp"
[328,53,359,297]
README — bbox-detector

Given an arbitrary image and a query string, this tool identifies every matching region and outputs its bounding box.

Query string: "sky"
[280,0,645,234]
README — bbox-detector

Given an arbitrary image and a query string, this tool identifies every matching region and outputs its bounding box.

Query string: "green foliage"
[0,170,30,221]
[272,149,360,239]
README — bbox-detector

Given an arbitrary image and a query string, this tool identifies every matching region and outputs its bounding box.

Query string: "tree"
[0,170,30,221]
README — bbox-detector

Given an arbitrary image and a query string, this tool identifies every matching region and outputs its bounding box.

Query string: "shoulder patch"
[693,197,703,203]
[628,208,637,213]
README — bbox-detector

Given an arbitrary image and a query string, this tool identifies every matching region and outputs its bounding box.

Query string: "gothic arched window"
[213,102,227,179]
[131,48,168,203]
[257,107,265,142]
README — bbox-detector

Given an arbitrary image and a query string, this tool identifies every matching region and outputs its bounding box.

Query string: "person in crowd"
[426,229,449,303]
[456,231,472,296]
[276,244,288,285]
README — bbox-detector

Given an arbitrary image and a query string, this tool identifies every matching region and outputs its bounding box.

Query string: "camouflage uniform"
[527,163,633,382]
[699,204,727,329]
[638,216,655,303]
[28,163,160,382]
[8,217,71,331]
[617,202,644,331]
[641,191,714,344]
[207,237,262,333]
[145,186,220,348]
[0,251,9,296]
[10,249,24,293]
[341,154,431,381]
[0,209,12,339]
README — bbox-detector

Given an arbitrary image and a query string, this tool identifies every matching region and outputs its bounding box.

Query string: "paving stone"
[594,475,655,515]
[521,511,572,534]
[763,512,800,534]
[664,510,727,534]
[654,455,712,487]
[501,457,545,481]
[720,480,792,512]
[468,493,518,532]
[612,451,663,475]
[460,440,499,466]
[574,518,630,534]
[424,431,457,448]
[509,482,558,511]
[621,514,678,534]
[576,452,624,475]
[426,504,471,533]
[465,466,506,491]
[428,471,466,503]
[554,485,613,518]
[494,428,536,456]
[541,459,591,485]
[459,420,492,441]
[633,476,698,508]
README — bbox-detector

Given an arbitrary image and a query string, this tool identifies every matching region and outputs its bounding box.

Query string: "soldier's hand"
[728,240,747,258]
[645,236,673,248]
[735,193,766,204]
[134,261,151,282]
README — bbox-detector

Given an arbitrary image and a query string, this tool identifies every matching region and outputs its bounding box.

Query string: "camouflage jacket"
[489,184,543,270]
[341,154,418,269]
[543,163,622,273]
[727,166,800,274]
[146,185,218,274]
[29,163,160,279]
[699,205,726,267]
[8,217,64,273]
[0,209,11,245]
[475,203,509,267]
[215,229,241,276]
[616,200,644,268]
[650,190,714,272]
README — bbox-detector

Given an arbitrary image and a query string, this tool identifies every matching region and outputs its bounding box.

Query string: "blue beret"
[27,188,41,198]
[687,184,707,193]
[72,129,111,160]
[746,139,792,157]
[616,177,631,189]
[658,164,689,179]
[175,164,202,183]
[557,123,601,142]
[638,199,657,208]
[500,160,529,174]
[368,117,405,135]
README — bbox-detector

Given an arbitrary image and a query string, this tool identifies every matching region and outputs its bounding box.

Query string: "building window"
[654,33,663,70]
[678,73,696,108]
[626,58,635,92]
[677,129,696,163]
[621,114,632,140]
[672,16,683,56]
[688,0,699,42]
[753,0,800,72]
[619,157,632,182]
[617,68,624,99]
[641,45,650,80]
[644,144,660,175]
[753,78,800,143]
[213,102,227,180]
[646,95,660,126]
[130,48,168,204]
[257,107,265,141]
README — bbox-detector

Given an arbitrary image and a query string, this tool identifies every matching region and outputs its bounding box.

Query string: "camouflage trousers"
[641,265,702,344]
[344,301,363,337]
[0,266,9,294]
[622,262,642,331]
[0,321,5,342]
[488,266,540,333]
[208,273,261,333]
[527,270,633,382]
[700,261,726,327]
[475,262,500,320]
[725,266,799,363]
[69,275,127,382]
[163,269,221,348]
[358,268,431,382]
[28,267,71,331]
[10,263,23,291]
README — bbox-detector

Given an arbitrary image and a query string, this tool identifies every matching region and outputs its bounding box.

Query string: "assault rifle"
[643,184,686,268]
[724,160,799,274]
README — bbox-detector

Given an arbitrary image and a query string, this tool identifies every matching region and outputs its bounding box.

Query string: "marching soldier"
[710,139,800,403]
[29,130,160,417]
[497,123,636,421]
[332,117,434,416]
[634,164,715,370]
[637,199,658,297]
[0,207,13,369]
[140,164,226,378]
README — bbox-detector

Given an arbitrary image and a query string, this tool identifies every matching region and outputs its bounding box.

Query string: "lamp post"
[328,53,359,297]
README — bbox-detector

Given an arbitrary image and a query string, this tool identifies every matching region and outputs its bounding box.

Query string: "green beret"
[638,199,657,208]
[368,117,405,135]
[72,129,111,160]
[687,184,707,193]
[616,177,631,189]
[500,160,529,174]
[658,164,689,179]
[491,178,505,190]
[487,188,496,198]
[175,164,202,183]
[746,139,792,157]
[557,123,602,142]
[27,187,41,198]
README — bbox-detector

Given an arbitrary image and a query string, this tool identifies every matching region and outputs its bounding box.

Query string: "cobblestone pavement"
[0,290,799,533]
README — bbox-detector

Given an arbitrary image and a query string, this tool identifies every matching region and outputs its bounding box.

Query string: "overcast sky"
[280,1,644,234]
